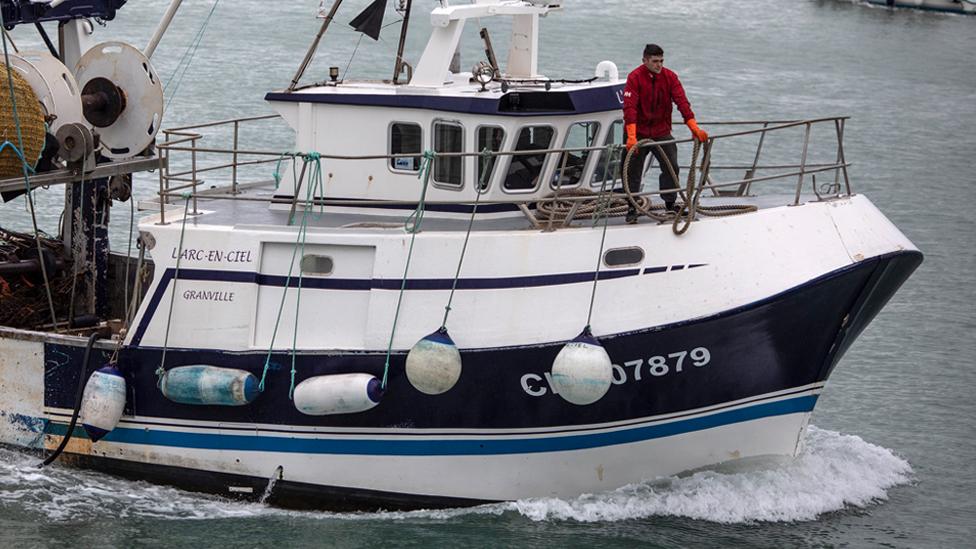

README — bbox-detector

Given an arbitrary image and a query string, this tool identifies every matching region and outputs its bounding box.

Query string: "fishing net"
[0,63,46,178]
[0,228,77,329]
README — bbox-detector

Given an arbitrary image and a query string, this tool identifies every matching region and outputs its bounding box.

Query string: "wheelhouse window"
[591,120,624,187]
[433,121,464,187]
[503,125,556,191]
[553,121,600,188]
[390,122,422,172]
[476,126,505,190]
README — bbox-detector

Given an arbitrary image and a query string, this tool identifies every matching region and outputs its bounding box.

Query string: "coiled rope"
[622,138,758,235]
[536,137,757,235]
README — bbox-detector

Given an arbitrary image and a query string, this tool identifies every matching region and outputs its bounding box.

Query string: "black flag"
[349,0,388,41]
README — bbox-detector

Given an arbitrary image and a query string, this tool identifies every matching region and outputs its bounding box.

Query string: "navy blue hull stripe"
[264,84,625,117]
[271,196,525,214]
[49,395,816,456]
[45,385,820,438]
[129,264,698,346]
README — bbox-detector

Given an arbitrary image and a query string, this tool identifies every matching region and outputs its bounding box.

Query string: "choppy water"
[2,0,975,546]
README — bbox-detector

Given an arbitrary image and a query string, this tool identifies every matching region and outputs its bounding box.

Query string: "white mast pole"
[144,0,185,60]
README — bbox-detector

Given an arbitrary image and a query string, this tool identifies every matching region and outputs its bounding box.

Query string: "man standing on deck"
[623,44,708,223]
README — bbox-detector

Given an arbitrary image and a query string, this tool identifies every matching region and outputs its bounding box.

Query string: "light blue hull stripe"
[49,395,817,456]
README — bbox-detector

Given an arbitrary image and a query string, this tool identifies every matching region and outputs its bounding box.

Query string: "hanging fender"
[293,373,383,416]
[160,365,260,406]
[80,364,127,442]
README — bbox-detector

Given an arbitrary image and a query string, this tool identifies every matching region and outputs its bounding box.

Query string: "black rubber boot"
[625,207,638,224]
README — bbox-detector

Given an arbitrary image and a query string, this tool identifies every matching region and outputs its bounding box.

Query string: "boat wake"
[0,426,912,524]
[506,425,913,523]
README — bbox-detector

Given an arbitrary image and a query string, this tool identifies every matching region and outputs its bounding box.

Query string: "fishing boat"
[862,0,976,14]
[0,0,922,510]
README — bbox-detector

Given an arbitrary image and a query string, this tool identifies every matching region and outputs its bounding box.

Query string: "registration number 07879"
[612,347,711,384]
[519,347,712,397]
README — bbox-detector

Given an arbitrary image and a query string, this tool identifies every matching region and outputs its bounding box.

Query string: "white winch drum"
[293,373,384,416]
[79,364,127,442]
[5,51,85,134]
[73,41,164,159]
[549,330,613,406]
[405,328,462,395]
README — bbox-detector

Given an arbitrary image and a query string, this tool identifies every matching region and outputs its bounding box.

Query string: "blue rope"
[0,141,36,175]
[381,150,435,389]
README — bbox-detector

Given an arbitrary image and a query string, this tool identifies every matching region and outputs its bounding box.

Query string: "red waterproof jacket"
[623,66,695,139]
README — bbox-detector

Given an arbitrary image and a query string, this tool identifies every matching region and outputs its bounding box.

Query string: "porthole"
[300,255,334,275]
[603,247,644,267]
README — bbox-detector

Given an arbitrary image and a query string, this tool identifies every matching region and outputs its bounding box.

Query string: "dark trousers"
[626,135,679,207]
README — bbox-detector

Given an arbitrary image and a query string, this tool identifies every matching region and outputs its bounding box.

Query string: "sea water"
[1,0,974,546]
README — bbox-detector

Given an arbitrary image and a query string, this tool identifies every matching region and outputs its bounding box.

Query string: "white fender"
[80,364,126,442]
[550,329,613,405]
[595,60,619,82]
[406,328,462,395]
[160,365,259,406]
[293,373,383,415]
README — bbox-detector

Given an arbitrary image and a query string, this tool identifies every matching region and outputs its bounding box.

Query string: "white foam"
[509,425,914,523]
[0,426,912,523]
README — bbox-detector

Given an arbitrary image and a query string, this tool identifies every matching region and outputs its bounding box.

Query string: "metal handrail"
[154,114,853,226]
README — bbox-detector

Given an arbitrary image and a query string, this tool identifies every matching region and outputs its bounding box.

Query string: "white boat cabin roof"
[263,0,631,216]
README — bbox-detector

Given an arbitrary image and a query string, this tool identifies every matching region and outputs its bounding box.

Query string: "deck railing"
[153,115,852,228]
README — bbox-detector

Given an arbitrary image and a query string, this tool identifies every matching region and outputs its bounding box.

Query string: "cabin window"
[433,121,464,188]
[390,122,422,172]
[476,126,505,190]
[300,255,334,276]
[603,247,644,267]
[503,125,556,191]
[553,121,600,189]
[591,120,624,187]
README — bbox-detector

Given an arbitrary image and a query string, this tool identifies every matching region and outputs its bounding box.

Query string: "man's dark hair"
[643,44,664,58]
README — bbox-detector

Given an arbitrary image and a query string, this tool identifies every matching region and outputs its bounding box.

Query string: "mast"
[288,0,345,91]
[392,0,413,84]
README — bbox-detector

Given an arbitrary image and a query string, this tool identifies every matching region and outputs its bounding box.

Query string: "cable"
[38,331,102,468]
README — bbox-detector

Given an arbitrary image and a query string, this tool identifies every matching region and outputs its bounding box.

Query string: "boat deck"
[145,180,821,233]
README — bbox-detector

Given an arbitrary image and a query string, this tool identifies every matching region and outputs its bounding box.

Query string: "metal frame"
[152,115,854,230]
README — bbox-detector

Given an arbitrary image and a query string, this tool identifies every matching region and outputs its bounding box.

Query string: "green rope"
[287,155,325,399]
[440,148,491,329]
[1,11,59,330]
[258,153,324,394]
[381,150,435,389]
[272,151,300,190]
[156,194,193,385]
[403,150,435,233]
[585,144,621,330]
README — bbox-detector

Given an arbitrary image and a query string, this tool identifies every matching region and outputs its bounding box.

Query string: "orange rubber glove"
[625,123,638,151]
[687,119,708,142]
